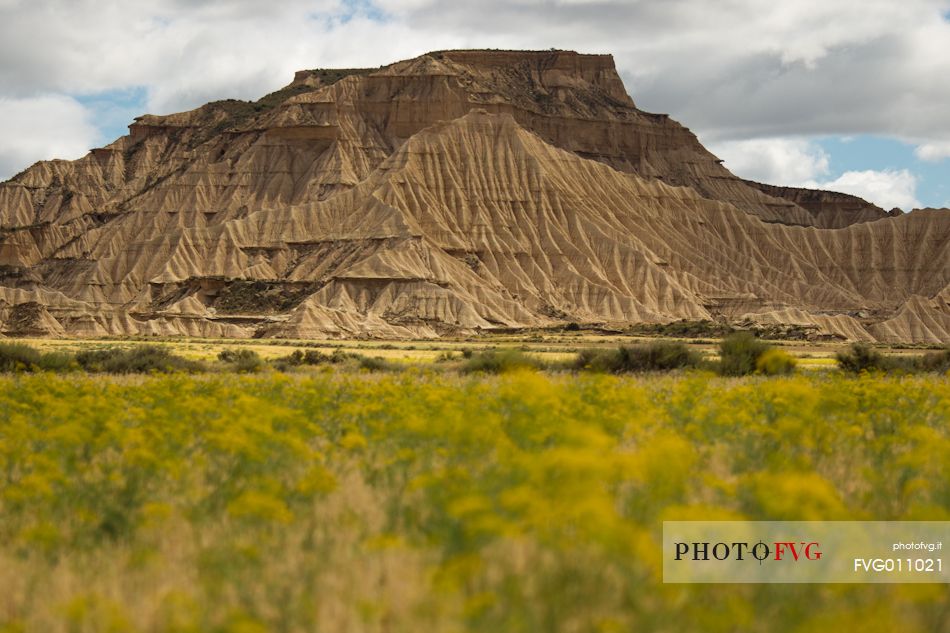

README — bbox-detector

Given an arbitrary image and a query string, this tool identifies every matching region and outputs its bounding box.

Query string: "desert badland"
[1,50,948,343]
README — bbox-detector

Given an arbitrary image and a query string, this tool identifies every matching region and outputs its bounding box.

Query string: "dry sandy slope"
[0,50,947,342]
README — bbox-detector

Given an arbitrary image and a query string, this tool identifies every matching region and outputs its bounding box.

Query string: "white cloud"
[803,169,921,211]
[365,0,950,143]
[706,138,830,184]
[1,0,948,140]
[0,0,462,177]
[914,141,950,161]
[708,138,924,210]
[9,1,403,114]
[0,95,99,179]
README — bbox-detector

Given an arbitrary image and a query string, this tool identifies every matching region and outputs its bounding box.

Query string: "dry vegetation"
[0,332,857,368]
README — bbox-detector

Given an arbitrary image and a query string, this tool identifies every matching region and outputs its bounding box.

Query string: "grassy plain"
[0,365,947,632]
[10,332,882,368]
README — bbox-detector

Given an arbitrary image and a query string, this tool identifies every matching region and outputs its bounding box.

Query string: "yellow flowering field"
[0,370,947,632]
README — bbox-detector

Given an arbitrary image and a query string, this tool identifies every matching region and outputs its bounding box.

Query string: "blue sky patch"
[76,86,148,146]
[309,0,387,25]
[817,136,948,208]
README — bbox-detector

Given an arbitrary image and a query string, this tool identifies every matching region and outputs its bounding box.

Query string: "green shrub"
[217,348,264,373]
[36,351,79,372]
[357,355,398,372]
[755,348,797,375]
[462,349,543,374]
[920,348,950,373]
[328,349,351,364]
[275,349,330,368]
[718,332,770,376]
[0,343,78,373]
[0,342,42,372]
[574,341,701,373]
[273,348,353,371]
[618,341,700,372]
[626,319,734,339]
[302,350,330,365]
[76,346,203,374]
[835,343,884,373]
[279,349,307,366]
[574,348,619,373]
[837,343,950,374]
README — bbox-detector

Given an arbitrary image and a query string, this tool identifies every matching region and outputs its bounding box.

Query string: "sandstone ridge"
[1,50,948,342]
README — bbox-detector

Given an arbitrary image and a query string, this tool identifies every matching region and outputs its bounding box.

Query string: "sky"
[0,0,948,210]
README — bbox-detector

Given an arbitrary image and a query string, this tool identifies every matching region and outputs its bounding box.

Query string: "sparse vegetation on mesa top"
[207,68,378,135]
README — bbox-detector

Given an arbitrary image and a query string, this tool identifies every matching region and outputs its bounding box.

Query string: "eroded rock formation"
[1,50,947,342]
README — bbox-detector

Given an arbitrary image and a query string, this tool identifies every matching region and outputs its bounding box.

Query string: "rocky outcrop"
[0,50,947,342]
[746,182,898,229]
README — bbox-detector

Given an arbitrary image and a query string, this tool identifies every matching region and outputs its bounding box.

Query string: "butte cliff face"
[1,50,948,342]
